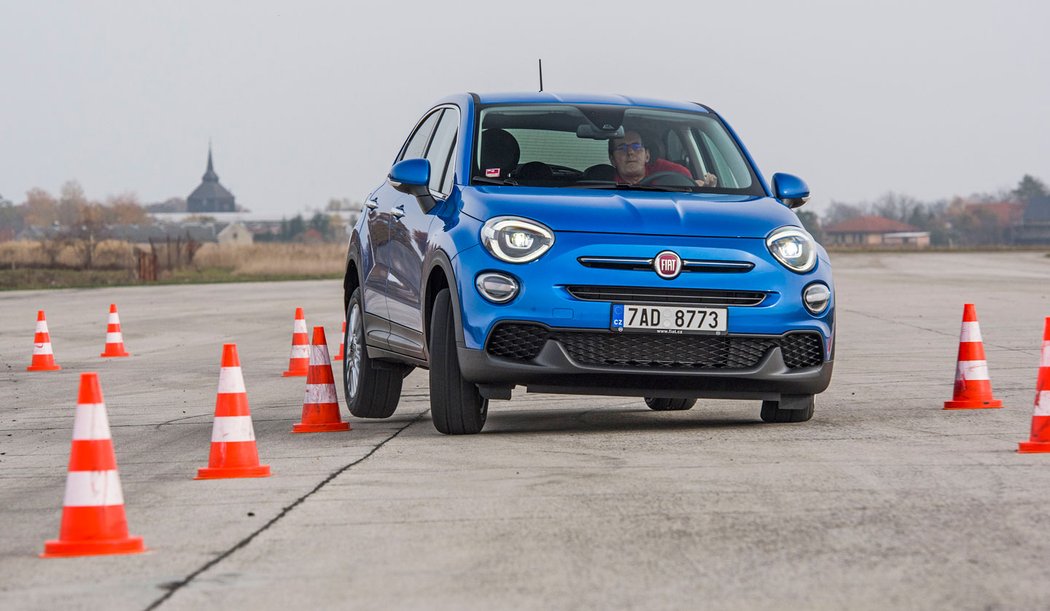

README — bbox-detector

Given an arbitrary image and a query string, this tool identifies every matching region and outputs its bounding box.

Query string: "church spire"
[202,142,219,183]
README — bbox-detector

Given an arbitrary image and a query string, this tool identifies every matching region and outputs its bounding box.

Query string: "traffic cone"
[293,326,350,433]
[196,344,271,479]
[100,304,131,358]
[42,373,146,558]
[27,310,61,372]
[1019,318,1050,453]
[282,307,310,377]
[944,303,1003,409]
[334,320,346,361]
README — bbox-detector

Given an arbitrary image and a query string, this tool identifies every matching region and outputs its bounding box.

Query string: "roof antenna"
[538,59,544,92]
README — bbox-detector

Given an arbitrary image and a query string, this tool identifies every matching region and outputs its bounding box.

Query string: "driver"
[608,130,717,187]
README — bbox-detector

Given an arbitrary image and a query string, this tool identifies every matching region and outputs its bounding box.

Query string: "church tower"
[187,145,236,213]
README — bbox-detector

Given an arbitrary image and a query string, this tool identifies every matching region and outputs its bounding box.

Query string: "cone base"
[293,421,351,433]
[195,464,271,479]
[1018,441,1050,453]
[101,351,130,358]
[282,370,308,377]
[944,399,1003,409]
[27,364,61,371]
[41,535,146,558]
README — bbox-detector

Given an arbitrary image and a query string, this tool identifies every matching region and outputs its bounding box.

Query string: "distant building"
[217,221,253,246]
[187,146,236,213]
[824,215,930,248]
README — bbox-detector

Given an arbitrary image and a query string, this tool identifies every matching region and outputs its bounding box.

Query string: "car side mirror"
[771,173,810,209]
[389,158,436,212]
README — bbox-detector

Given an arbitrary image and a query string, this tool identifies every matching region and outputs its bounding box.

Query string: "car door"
[385,106,459,358]
[362,110,441,343]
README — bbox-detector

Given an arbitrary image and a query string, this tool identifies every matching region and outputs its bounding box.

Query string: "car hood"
[459,187,801,238]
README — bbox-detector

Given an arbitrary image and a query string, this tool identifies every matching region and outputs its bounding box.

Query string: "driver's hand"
[696,173,718,188]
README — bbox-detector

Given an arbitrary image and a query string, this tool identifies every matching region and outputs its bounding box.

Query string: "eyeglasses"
[613,142,645,154]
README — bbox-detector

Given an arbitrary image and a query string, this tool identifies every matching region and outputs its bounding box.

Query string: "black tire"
[429,289,488,435]
[343,287,404,418]
[644,397,696,411]
[760,394,815,423]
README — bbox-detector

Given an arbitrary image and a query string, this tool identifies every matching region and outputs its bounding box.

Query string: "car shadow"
[481,407,762,436]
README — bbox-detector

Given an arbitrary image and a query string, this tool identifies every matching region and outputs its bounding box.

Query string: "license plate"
[611,304,727,335]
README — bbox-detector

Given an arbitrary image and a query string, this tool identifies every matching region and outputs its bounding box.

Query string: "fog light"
[476,272,519,304]
[803,283,831,314]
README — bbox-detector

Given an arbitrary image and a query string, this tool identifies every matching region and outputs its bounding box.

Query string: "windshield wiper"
[471,176,519,186]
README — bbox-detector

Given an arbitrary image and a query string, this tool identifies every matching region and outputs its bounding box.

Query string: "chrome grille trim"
[577,256,753,273]
[565,285,767,306]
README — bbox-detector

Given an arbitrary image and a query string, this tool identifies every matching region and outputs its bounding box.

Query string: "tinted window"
[399,111,441,162]
[425,109,458,195]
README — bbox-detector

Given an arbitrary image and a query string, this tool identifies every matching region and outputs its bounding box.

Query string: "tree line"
[796,174,1048,247]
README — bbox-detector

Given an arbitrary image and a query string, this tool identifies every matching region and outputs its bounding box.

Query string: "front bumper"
[458,328,834,400]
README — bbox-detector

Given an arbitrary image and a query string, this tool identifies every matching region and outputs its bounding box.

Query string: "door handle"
[391,206,406,219]
[365,197,379,210]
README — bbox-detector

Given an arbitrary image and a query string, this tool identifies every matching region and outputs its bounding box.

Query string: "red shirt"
[614,158,692,183]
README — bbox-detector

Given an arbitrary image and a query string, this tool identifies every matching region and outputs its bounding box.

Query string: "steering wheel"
[638,171,696,188]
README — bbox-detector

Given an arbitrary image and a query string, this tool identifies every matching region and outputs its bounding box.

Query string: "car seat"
[478,129,520,180]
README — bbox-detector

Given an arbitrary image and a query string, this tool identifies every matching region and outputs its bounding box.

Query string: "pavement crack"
[143,409,429,610]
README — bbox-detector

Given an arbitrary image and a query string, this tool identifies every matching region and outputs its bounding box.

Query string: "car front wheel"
[644,397,696,411]
[760,394,815,423]
[429,288,488,435]
[343,287,404,418]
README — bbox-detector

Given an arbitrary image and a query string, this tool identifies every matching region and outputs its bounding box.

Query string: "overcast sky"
[2,0,1048,216]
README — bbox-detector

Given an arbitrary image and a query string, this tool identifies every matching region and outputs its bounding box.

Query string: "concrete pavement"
[1,252,1050,610]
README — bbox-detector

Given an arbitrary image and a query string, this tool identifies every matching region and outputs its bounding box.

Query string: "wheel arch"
[421,249,465,364]
[343,235,362,314]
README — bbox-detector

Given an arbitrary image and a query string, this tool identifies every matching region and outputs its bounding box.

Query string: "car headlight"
[766,226,816,273]
[481,217,554,263]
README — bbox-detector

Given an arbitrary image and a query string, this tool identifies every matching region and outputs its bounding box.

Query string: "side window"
[398,111,441,162]
[424,108,459,196]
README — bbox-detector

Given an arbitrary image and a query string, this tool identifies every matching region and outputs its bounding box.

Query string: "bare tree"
[24,188,58,227]
[822,200,867,226]
[105,192,149,225]
[871,192,923,224]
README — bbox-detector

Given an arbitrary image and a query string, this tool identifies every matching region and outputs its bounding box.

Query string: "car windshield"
[471,104,763,195]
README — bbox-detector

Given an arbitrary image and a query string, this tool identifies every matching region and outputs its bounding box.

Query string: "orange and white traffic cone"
[282,307,310,377]
[100,303,131,358]
[1019,318,1050,453]
[944,303,1003,410]
[42,373,146,558]
[293,326,350,433]
[334,320,345,361]
[197,344,271,479]
[27,310,61,372]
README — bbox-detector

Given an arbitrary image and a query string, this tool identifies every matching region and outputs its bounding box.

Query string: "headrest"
[479,129,520,178]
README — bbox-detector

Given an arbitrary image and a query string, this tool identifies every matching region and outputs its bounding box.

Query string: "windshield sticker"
[485,168,501,178]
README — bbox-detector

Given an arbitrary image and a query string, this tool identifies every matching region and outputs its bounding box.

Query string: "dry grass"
[193,243,346,276]
[0,240,345,277]
[0,240,133,268]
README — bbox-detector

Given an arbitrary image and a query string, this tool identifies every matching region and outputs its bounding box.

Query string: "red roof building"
[824,215,930,248]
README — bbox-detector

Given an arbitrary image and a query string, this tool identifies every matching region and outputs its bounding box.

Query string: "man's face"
[610,131,650,182]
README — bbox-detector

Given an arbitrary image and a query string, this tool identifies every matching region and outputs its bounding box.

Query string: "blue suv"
[342,92,834,435]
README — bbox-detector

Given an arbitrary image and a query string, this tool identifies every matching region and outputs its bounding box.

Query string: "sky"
[1,0,1048,217]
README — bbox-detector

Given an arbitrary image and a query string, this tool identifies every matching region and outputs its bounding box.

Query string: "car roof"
[469,92,710,113]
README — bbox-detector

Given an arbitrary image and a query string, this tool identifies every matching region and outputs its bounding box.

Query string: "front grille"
[577,256,754,274]
[557,333,775,369]
[485,324,824,370]
[486,324,548,361]
[780,333,824,368]
[566,285,767,307]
